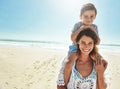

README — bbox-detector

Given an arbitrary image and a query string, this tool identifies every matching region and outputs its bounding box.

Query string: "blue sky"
[0,0,120,44]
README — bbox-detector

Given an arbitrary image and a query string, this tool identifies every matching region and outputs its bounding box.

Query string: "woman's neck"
[78,54,91,63]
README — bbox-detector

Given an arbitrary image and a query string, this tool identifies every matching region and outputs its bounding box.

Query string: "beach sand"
[0,46,120,89]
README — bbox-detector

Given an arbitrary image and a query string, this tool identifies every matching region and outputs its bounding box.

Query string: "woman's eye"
[88,42,93,45]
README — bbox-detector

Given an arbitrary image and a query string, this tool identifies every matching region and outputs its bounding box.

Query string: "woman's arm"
[97,73,107,89]
[57,85,67,89]
[94,58,108,89]
[57,58,68,89]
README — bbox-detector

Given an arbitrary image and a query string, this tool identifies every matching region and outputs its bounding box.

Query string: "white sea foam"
[0,40,69,51]
[0,40,120,53]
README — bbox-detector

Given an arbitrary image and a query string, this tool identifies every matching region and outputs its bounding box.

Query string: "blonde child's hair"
[80,3,97,16]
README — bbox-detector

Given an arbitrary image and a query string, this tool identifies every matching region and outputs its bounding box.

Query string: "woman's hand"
[94,58,107,75]
[91,54,108,74]
[94,58,108,89]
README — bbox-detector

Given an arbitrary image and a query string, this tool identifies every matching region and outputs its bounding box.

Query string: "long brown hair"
[76,27,100,59]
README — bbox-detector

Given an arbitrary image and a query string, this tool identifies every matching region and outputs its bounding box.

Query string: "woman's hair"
[80,3,97,16]
[76,27,100,58]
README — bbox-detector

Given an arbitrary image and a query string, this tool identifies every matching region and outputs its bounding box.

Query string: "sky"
[0,0,120,44]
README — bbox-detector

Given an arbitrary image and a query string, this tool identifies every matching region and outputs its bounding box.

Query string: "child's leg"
[64,52,78,85]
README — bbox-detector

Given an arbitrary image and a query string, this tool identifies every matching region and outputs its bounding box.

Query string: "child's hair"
[80,3,97,16]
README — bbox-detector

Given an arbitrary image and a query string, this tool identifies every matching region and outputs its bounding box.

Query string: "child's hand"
[80,25,97,34]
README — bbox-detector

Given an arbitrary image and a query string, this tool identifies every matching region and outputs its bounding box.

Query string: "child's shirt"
[72,21,98,33]
[68,21,98,54]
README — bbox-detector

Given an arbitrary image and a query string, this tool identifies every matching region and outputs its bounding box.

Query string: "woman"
[57,26,108,89]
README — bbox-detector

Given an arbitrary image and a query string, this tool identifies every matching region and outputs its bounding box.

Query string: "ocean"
[0,39,120,53]
[0,39,69,51]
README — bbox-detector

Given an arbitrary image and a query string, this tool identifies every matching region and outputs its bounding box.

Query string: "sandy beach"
[0,45,120,89]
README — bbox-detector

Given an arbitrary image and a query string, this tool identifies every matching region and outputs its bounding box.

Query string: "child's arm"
[71,25,98,42]
[71,22,83,42]
[71,27,83,42]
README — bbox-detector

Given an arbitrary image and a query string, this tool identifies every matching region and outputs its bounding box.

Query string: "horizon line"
[0,38,120,46]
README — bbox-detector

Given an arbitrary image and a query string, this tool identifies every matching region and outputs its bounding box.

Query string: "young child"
[64,3,100,85]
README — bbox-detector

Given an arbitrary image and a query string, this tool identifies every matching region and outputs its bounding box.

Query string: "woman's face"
[78,35,94,55]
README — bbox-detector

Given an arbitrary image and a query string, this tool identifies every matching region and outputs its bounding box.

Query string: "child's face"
[80,10,96,25]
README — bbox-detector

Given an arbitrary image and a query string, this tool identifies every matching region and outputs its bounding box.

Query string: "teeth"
[83,49,89,52]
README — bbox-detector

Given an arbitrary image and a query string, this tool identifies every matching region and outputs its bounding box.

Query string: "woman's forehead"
[79,35,93,42]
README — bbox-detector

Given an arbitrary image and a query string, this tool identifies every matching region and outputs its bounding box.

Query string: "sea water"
[0,39,120,53]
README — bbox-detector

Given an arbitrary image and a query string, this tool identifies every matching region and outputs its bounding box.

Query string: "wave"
[0,39,69,51]
[0,39,120,52]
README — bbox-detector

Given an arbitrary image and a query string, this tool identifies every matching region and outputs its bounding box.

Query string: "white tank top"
[67,62,97,89]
